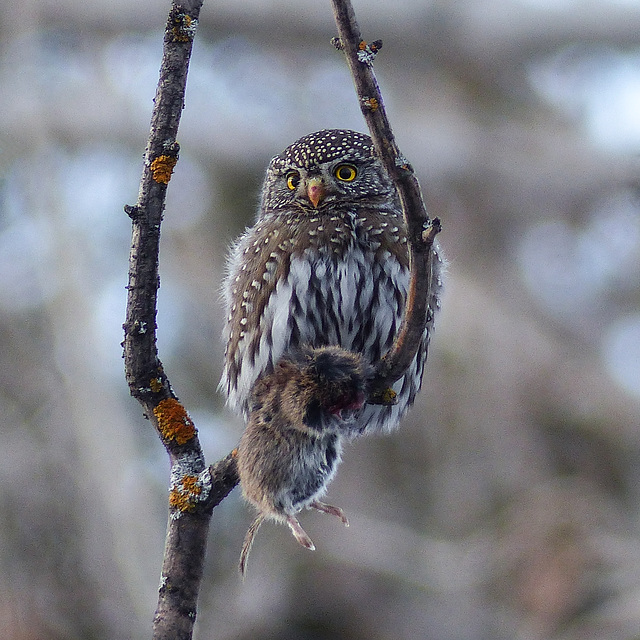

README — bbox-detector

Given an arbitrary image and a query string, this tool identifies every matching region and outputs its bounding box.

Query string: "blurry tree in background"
[1,1,640,639]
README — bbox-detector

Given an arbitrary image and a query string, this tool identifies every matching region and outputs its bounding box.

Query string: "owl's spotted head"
[260,129,395,213]
[275,129,373,168]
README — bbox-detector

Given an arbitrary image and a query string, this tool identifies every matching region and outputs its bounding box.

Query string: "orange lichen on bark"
[362,96,379,111]
[171,13,198,42]
[169,474,202,512]
[153,398,196,445]
[150,377,163,393]
[356,40,382,65]
[150,155,178,184]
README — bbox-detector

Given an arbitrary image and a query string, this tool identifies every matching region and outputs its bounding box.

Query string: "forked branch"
[125,2,440,638]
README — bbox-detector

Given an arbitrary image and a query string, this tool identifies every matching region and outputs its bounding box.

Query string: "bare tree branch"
[330,0,441,402]
[122,3,225,639]
[124,1,440,636]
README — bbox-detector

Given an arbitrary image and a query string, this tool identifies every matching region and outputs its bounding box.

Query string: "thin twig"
[330,0,441,400]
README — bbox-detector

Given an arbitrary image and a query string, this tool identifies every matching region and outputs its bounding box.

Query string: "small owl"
[221,129,442,434]
[237,345,372,575]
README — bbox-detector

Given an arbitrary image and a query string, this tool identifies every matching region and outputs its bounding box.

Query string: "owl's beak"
[305,177,326,208]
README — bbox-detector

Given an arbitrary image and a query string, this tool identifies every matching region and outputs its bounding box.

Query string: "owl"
[221,129,442,434]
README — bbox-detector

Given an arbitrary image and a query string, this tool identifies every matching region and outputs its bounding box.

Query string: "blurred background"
[2,0,640,638]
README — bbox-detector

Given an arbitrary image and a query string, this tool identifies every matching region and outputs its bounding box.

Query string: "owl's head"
[260,129,395,213]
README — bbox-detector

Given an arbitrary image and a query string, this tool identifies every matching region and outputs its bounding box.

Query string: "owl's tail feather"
[239,513,265,578]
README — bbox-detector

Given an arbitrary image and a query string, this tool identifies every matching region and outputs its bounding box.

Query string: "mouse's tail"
[239,513,266,578]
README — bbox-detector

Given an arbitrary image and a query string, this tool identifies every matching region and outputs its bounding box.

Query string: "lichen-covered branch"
[122,3,232,640]
[125,0,439,636]
[330,0,441,399]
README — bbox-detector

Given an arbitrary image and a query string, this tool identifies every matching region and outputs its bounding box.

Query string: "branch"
[330,0,441,402]
[122,3,240,639]
[124,1,439,635]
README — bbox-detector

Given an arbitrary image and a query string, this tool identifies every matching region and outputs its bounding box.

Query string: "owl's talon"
[367,386,398,406]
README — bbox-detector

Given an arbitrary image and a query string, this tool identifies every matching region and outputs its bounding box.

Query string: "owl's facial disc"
[304,176,326,208]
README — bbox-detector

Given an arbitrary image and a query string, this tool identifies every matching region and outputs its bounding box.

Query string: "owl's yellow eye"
[334,164,357,182]
[286,172,300,190]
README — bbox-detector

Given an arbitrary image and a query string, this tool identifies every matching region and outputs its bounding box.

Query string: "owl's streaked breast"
[221,206,419,432]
